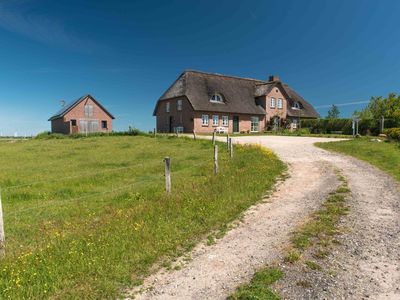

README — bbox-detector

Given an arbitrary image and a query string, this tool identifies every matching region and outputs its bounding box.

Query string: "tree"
[327,104,340,119]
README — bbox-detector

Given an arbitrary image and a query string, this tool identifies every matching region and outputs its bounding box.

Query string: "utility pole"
[381,115,385,133]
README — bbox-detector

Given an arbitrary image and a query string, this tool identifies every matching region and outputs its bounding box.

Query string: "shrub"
[383,128,400,141]
[35,131,66,139]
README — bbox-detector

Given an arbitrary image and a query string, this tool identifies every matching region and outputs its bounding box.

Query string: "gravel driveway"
[129,136,400,300]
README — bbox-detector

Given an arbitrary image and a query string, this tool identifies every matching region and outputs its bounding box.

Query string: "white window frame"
[177,99,182,111]
[277,98,283,109]
[166,102,170,113]
[202,115,209,126]
[84,104,94,117]
[251,116,260,132]
[212,115,219,127]
[222,116,229,127]
[270,97,276,108]
[210,93,224,103]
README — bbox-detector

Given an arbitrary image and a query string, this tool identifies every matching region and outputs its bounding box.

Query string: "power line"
[315,100,370,109]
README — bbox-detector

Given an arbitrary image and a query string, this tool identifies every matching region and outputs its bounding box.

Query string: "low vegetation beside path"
[316,138,400,182]
[230,171,350,299]
[0,135,285,299]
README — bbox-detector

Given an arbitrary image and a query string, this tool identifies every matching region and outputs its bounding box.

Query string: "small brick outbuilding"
[48,94,114,134]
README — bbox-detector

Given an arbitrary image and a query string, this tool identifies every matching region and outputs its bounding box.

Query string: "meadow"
[0,135,284,299]
[316,138,400,182]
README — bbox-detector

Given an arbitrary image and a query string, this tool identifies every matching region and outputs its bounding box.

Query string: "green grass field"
[316,139,400,182]
[0,135,285,299]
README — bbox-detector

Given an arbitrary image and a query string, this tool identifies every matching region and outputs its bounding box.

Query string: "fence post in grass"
[164,157,171,193]
[0,189,5,257]
[226,134,229,150]
[193,130,197,140]
[229,138,233,159]
[214,145,219,174]
[212,129,216,145]
[153,128,156,137]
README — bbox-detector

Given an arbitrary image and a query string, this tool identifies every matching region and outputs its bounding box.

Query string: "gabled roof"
[154,70,319,118]
[48,94,115,121]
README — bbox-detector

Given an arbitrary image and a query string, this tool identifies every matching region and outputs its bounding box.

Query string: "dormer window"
[292,101,301,109]
[210,93,224,103]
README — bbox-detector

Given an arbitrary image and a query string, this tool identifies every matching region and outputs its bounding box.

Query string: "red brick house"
[48,94,114,134]
[153,70,319,133]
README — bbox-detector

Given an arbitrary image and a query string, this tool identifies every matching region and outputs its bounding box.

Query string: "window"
[166,102,170,113]
[222,116,229,127]
[270,97,276,108]
[277,98,283,109]
[210,93,224,103]
[84,104,93,117]
[101,120,107,129]
[202,115,209,126]
[212,115,219,126]
[71,119,77,126]
[292,119,298,129]
[177,99,182,111]
[251,116,260,132]
[175,126,184,133]
[292,102,301,109]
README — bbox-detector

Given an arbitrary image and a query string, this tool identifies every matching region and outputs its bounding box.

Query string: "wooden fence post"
[0,189,5,257]
[229,138,233,158]
[164,157,171,193]
[226,134,230,150]
[214,145,219,174]
[153,128,156,137]
[212,129,216,145]
[193,130,197,140]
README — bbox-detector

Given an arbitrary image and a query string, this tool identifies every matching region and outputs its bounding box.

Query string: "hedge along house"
[48,94,114,134]
[153,70,319,134]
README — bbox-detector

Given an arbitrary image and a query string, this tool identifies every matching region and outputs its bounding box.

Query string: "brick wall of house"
[260,86,288,122]
[51,118,70,134]
[193,112,265,134]
[155,97,194,133]
[52,97,113,134]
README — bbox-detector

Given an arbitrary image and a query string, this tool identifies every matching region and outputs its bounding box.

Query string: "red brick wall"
[155,97,265,134]
[155,97,194,133]
[51,118,70,134]
[51,97,113,134]
[260,86,288,122]
[193,112,265,134]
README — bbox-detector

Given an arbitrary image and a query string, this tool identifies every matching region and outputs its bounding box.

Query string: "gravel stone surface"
[128,136,400,300]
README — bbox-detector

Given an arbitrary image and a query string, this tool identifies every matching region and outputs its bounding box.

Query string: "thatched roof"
[154,70,319,118]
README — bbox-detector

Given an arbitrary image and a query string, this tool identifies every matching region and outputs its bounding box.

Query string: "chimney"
[268,75,280,82]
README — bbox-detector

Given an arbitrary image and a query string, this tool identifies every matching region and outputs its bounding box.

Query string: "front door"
[233,116,239,133]
[169,116,173,133]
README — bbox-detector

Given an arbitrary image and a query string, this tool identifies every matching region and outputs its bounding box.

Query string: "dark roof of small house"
[48,94,115,121]
[154,70,319,118]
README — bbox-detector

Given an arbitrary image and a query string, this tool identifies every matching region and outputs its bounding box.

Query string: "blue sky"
[0,0,400,135]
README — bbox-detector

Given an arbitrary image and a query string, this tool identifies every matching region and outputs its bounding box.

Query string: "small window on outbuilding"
[101,120,108,129]
[210,93,224,103]
[84,104,94,117]
[71,119,77,126]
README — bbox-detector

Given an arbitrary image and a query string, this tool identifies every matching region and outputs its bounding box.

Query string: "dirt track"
[129,136,400,300]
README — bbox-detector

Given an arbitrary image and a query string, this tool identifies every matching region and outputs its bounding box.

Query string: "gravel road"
[129,136,400,300]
